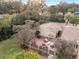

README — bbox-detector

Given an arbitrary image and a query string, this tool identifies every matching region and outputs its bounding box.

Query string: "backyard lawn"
[0,39,22,59]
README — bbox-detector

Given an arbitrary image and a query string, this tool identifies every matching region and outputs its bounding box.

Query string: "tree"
[6,1,23,13]
[57,2,78,14]
[67,4,76,13]
[22,4,28,11]
[64,12,73,24]
[39,11,51,23]
[12,9,40,25]
[12,20,40,48]
[0,1,23,14]
[48,5,58,14]
[57,2,69,14]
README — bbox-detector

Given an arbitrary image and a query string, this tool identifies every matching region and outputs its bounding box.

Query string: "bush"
[70,16,79,25]
[12,10,40,25]
[12,13,27,25]
[58,40,76,59]
[0,14,15,40]
[50,14,65,23]
[8,51,40,59]
[40,11,51,23]
[0,14,15,27]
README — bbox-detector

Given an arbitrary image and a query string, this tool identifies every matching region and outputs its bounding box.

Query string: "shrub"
[12,10,40,25]
[40,11,51,22]
[0,14,15,40]
[50,14,65,23]
[0,26,13,39]
[70,16,79,25]
[58,40,76,59]
[0,14,15,28]
[8,51,40,59]
[12,13,27,25]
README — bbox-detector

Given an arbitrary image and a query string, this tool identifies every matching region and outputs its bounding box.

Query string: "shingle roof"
[39,22,79,41]
[39,22,64,38]
[61,26,79,41]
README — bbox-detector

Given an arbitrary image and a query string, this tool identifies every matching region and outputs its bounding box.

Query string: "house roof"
[39,22,64,38]
[61,26,79,41]
[39,22,79,41]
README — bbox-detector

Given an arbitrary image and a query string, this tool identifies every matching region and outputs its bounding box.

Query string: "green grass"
[0,39,22,59]
[0,14,21,59]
